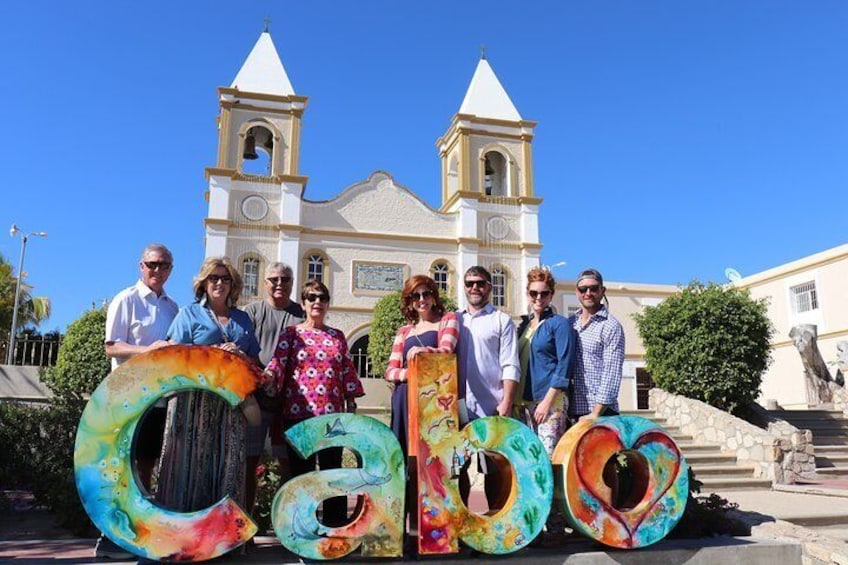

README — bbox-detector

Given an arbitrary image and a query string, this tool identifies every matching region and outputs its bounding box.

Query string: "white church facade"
[202,31,679,410]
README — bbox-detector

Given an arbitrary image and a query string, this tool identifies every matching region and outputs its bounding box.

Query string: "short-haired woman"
[264,279,364,526]
[385,275,459,457]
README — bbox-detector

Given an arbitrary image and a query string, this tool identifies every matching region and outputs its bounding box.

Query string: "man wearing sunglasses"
[569,268,625,423]
[456,265,520,512]
[243,262,304,518]
[100,243,178,559]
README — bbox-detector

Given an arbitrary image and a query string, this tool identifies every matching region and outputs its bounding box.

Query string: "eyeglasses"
[464,280,488,289]
[528,290,552,300]
[143,261,172,271]
[266,276,292,286]
[208,274,233,284]
[408,290,433,302]
[577,284,601,294]
[305,293,330,303]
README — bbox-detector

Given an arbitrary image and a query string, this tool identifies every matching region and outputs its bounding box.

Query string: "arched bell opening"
[241,125,274,176]
[483,151,507,196]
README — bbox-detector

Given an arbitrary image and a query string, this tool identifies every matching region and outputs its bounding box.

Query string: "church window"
[484,151,507,196]
[431,261,450,293]
[307,253,326,283]
[491,266,507,308]
[242,257,260,297]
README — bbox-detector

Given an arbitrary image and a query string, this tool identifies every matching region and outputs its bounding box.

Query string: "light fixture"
[7,225,47,365]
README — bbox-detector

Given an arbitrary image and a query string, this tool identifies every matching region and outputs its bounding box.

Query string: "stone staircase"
[767,407,848,477]
[621,410,772,490]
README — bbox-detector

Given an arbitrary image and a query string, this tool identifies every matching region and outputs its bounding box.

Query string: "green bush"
[0,307,110,534]
[41,307,110,398]
[633,281,773,416]
[367,290,458,378]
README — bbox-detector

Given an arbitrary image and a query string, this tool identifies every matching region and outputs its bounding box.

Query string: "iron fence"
[0,335,62,367]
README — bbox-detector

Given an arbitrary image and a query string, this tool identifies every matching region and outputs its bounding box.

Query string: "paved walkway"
[4,480,848,563]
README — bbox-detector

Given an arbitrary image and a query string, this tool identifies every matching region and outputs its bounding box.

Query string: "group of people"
[97,244,363,558]
[385,265,624,539]
[95,242,623,557]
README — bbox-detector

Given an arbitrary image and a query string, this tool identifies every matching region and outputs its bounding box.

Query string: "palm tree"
[0,252,51,341]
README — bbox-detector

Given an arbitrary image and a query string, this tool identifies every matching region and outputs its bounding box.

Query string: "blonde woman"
[157,257,260,512]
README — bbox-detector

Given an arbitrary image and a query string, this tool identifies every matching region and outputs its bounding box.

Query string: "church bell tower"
[436,55,542,313]
[204,29,309,304]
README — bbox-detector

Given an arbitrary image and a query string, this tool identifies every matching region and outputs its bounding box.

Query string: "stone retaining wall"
[826,381,848,416]
[649,389,815,484]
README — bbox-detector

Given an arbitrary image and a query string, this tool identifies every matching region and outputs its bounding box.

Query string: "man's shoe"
[94,535,134,560]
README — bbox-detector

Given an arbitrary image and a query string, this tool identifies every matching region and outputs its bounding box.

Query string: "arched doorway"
[349,335,377,380]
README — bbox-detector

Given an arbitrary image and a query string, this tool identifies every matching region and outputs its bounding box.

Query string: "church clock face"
[241,195,269,221]
[486,216,510,240]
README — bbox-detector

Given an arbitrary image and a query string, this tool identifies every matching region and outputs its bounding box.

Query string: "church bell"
[243,131,258,160]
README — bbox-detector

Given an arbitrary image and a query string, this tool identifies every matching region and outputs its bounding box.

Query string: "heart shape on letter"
[554,416,688,548]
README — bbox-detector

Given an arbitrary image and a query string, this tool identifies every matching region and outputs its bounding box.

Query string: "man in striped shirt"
[568,268,625,421]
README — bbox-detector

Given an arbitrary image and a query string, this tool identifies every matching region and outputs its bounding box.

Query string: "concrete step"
[771,409,844,417]
[811,524,848,542]
[814,445,848,455]
[810,437,848,446]
[699,476,772,490]
[684,453,739,465]
[676,442,727,452]
[815,454,848,467]
[688,464,756,477]
[815,467,848,476]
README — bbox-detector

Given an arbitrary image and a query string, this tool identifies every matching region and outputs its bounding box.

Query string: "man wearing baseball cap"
[568,268,625,422]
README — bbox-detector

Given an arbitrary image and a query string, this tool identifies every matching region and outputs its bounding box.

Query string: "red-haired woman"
[385,275,459,456]
[515,267,574,455]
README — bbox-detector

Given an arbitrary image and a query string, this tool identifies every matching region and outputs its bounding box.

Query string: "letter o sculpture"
[74,346,259,562]
[552,415,688,549]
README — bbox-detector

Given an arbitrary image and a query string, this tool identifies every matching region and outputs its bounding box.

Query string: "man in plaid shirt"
[568,268,625,421]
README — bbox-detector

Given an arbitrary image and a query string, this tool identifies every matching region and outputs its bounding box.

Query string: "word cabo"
[74,347,688,562]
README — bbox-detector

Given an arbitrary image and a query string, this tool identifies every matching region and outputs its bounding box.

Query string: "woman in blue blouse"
[157,257,260,512]
[515,267,575,541]
[515,267,575,456]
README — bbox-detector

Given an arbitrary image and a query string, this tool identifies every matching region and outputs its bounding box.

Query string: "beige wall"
[738,243,848,408]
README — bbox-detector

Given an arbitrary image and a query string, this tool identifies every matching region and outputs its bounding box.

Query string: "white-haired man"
[243,262,304,516]
[99,243,178,559]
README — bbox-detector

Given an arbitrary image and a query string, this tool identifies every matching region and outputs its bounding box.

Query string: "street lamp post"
[6,224,47,365]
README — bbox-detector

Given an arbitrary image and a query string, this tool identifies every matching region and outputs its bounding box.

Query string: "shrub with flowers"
[252,456,283,534]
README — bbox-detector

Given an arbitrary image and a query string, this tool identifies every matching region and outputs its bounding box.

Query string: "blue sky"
[2,1,847,332]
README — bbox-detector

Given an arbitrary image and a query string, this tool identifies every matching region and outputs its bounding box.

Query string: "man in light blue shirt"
[456,265,519,511]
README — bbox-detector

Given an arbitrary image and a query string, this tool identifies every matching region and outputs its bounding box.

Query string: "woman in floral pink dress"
[264,279,364,526]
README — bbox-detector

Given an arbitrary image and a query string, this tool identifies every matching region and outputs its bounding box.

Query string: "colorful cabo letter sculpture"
[553,416,689,548]
[74,348,689,561]
[408,353,553,555]
[74,346,258,562]
[271,413,404,559]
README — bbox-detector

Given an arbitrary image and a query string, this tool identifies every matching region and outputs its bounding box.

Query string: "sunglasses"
[577,284,601,294]
[408,290,433,302]
[266,276,292,285]
[143,261,172,271]
[305,293,330,303]
[528,290,552,300]
[208,274,233,284]
[464,280,488,289]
